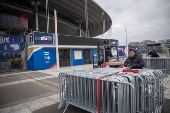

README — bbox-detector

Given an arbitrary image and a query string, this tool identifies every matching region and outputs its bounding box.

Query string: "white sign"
[74,51,82,59]
[41,36,52,40]
[47,56,50,60]
[44,52,49,55]
[0,36,10,42]
[10,44,19,50]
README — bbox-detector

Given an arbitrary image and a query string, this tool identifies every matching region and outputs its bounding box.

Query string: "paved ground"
[0,65,93,113]
[0,64,169,113]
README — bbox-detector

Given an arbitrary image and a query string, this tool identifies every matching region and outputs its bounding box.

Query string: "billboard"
[33,32,54,44]
[0,10,28,30]
[0,42,24,51]
[6,42,24,51]
[0,35,22,43]
[0,43,5,51]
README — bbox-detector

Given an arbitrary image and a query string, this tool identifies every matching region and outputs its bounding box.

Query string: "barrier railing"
[143,57,170,73]
[58,68,167,113]
[0,61,11,72]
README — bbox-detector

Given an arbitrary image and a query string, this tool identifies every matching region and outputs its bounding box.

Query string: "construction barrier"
[143,57,170,73]
[58,68,167,113]
[0,61,11,72]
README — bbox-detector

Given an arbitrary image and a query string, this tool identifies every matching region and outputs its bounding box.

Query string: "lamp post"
[31,0,41,31]
[54,9,59,71]
[125,28,128,56]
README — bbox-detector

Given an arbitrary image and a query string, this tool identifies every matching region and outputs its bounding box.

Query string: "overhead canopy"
[0,0,112,37]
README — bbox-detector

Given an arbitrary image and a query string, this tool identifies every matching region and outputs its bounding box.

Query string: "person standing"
[124,49,144,69]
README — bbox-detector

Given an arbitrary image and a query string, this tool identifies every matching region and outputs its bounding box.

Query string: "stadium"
[0,0,112,70]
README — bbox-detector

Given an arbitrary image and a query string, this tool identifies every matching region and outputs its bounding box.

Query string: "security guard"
[124,49,144,69]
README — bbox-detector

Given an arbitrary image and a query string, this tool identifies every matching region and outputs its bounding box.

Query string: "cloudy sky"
[95,0,170,45]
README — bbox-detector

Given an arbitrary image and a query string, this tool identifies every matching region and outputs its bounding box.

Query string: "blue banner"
[33,32,54,44]
[4,42,24,51]
[110,39,119,46]
[0,43,5,51]
[0,35,22,42]
[118,46,126,56]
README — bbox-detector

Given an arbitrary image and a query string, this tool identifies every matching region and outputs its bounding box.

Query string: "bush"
[9,59,14,65]
[8,59,22,66]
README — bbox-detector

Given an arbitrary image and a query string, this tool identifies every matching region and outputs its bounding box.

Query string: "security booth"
[26,31,57,71]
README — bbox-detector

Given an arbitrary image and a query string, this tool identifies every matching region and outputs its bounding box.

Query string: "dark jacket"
[124,54,144,69]
[148,51,159,57]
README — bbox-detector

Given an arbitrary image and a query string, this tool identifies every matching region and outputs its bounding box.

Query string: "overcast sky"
[95,0,170,45]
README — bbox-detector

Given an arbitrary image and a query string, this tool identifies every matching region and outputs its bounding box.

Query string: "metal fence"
[157,54,170,57]
[58,68,167,113]
[118,46,163,57]
[0,61,11,72]
[143,57,170,73]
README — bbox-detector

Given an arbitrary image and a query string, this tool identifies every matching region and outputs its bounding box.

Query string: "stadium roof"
[0,0,112,37]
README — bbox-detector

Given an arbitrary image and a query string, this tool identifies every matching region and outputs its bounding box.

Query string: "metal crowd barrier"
[58,68,167,113]
[143,57,170,73]
[0,61,11,72]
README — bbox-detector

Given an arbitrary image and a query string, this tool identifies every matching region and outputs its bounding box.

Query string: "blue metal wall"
[71,49,84,66]
[27,47,101,70]
[28,47,57,71]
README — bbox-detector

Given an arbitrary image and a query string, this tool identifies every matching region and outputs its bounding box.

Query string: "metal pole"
[79,21,82,37]
[54,9,60,71]
[125,28,128,56]
[4,38,7,61]
[23,30,28,70]
[85,0,88,37]
[35,0,39,31]
[46,0,49,33]
[86,12,89,37]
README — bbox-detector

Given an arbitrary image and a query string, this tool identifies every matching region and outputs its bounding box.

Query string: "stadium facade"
[0,0,113,70]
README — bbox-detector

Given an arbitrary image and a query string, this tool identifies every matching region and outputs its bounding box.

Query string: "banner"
[0,43,5,51]
[110,39,119,46]
[0,10,28,30]
[0,35,22,43]
[118,46,126,56]
[6,42,24,51]
[33,32,54,44]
